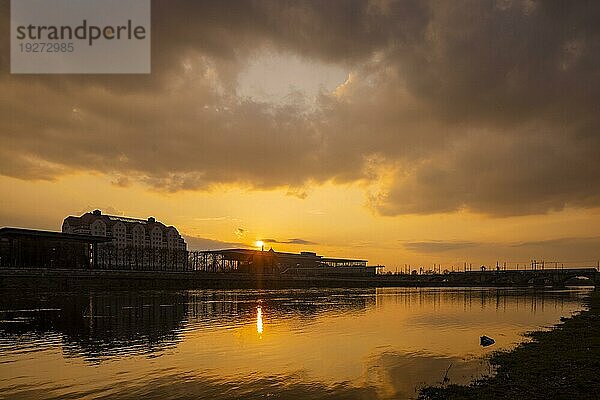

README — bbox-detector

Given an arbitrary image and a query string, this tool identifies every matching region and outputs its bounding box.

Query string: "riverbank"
[0,267,596,290]
[0,268,456,290]
[419,288,600,399]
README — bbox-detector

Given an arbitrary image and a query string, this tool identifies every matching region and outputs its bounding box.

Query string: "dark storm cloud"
[1,0,600,216]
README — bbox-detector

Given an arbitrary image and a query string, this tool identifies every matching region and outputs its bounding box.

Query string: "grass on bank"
[419,289,600,400]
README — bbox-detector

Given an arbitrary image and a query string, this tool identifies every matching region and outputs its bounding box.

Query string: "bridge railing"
[383,261,599,275]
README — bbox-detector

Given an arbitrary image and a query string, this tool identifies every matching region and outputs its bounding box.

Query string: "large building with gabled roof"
[62,210,186,250]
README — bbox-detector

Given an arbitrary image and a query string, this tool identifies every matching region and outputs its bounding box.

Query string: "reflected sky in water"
[0,287,591,399]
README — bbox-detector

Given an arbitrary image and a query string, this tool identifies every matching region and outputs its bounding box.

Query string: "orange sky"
[2,172,599,269]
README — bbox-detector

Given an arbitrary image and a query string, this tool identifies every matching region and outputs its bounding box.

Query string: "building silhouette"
[62,209,186,251]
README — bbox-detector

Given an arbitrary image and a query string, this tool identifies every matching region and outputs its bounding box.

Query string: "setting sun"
[255,240,264,250]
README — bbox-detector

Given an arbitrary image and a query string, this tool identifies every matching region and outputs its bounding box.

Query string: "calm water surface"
[0,287,591,399]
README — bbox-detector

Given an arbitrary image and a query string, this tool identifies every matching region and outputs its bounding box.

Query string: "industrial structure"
[187,248,380,277]
[0,227,110,269]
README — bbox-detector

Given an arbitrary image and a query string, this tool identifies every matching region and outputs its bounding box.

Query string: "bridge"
[423,268,599,286]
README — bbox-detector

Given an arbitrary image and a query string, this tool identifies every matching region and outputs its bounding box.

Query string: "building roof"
[198,248,367,263]
[63,211,179,234]
[0,227,112,243]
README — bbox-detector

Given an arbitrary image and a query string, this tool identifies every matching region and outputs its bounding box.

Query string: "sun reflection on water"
[256,305,263,335]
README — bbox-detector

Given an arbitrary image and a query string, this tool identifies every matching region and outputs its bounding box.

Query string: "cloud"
[401,236,600,263]
[511,236,600,249]
[193,216,230,222]
[1,1,600,216]
[402,241,478,253]
[111,176,131,188]
[286,187,309,199]
[183,235,247,251]
[235,228,246,238]
[261,238,318,245]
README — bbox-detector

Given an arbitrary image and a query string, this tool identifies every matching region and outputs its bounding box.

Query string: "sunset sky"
[1,1,599,269]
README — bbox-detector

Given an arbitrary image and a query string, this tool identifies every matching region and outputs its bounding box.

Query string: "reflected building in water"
[373,287,577,314]
[0,287,589,364]
[0,291,188,361]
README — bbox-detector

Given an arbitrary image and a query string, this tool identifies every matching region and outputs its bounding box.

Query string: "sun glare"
[255,240,264,249]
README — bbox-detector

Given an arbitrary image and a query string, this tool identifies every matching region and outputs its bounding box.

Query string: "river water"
[0,287,591,399]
